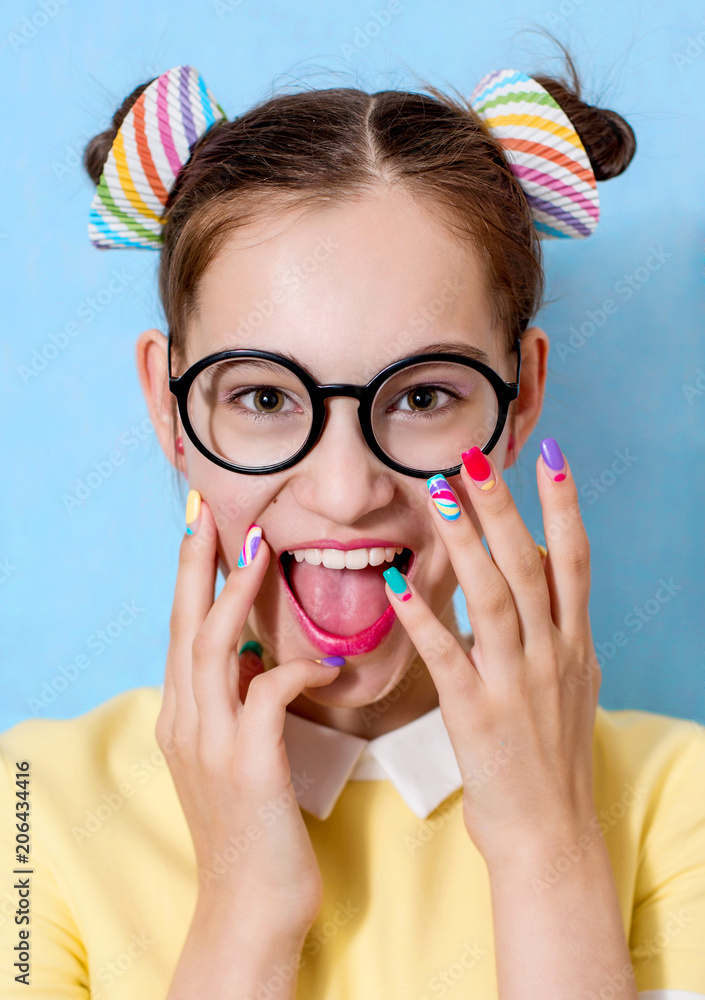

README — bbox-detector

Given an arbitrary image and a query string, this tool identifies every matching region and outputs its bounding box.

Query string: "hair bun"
[532,70,637,182]
[82,79,156,186]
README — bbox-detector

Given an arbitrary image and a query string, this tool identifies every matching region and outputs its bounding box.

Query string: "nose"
[290,397,396,522]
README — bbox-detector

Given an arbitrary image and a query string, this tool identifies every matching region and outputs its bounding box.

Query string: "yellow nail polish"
[185,489,201,535]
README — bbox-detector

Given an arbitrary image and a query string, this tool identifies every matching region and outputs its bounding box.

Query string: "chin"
[291,642,416,709]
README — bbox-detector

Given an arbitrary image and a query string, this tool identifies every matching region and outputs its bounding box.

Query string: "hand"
[156,494,341,935]
[383,440,601,863]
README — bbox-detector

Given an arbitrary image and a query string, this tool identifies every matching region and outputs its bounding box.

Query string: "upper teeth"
[286,546,405,570]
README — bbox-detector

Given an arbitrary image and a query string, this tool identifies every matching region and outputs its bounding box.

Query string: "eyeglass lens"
[187,357,500,472]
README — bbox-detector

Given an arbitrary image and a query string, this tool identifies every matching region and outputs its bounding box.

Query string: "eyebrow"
[404,341,493,366]
[210,339,493,378]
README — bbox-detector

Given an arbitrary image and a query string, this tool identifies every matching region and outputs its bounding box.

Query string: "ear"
[135,328,185,473]
[503,325,549,470]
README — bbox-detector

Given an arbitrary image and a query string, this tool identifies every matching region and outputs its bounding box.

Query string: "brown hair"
[84,48,636,480]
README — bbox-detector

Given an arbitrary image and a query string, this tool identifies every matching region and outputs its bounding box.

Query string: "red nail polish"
[175,436,184,455]
[462,446,496,491]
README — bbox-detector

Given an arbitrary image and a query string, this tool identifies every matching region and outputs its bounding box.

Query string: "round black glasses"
[167,335,521,480]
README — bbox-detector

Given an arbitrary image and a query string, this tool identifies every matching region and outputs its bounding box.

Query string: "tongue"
[287,560,392,635]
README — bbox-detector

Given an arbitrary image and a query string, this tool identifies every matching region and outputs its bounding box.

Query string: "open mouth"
[280,545,414,588]
[278,545,415,653]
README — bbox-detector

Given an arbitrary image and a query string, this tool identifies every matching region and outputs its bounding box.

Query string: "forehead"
[187,186,499,377]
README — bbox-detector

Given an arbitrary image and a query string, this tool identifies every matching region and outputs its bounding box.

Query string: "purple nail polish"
[238,524,262,567]
[540,438,566,482]
[315,656,345,667]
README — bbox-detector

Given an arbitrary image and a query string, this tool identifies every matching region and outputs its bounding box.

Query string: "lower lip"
[277,556,407,656]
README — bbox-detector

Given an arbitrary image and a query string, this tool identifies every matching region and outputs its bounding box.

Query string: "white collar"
[283,702,463,821]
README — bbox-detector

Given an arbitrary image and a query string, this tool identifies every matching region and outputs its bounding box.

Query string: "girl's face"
[160,186,536,721]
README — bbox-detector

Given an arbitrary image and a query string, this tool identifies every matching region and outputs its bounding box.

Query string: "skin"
[137,184,548,740]
[137,185,638,999]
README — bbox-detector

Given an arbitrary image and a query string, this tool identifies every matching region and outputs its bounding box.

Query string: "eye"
[393,386,454,413]
[246,387,286,413]
[223,386,299,414]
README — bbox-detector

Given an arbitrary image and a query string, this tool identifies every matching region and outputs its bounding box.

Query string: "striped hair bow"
[88,64,599,250]
[470,68,599,239]
[88,65,227,250]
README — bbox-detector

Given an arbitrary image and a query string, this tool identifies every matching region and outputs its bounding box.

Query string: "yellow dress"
[0,681,704,998]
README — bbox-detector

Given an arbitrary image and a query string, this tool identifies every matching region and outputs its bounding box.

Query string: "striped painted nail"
[383,565,412,601]
[461,446,496,491]
[540,438,567,482]
[185,489,201,535]
[427,474,461,520]
[238,524,262,567]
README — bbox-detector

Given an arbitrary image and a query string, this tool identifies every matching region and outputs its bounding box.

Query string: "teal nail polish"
[239,640,263,657]
[383,566,412,601]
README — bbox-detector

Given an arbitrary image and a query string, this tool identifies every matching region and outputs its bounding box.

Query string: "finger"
[191,524,269,742]
[238,643,265,703]
[236,659,342,773]
[164,491,219,734]
[424,477,524,672]
[535,440,591,640]
[381,564,483,723]
[453,448,553,651]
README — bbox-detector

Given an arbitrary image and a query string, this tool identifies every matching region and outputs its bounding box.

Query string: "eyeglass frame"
[167,333,522,480]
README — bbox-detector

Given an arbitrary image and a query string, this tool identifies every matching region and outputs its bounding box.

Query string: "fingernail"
[537,543,547,559]
[239,640,263,657]
[383,565,412,601]
[540,438,567,482]
[427,474,461,520]
[461,446,496,491]
[185,489,201,535]
[314,656,346,667]
[238,524,262,567]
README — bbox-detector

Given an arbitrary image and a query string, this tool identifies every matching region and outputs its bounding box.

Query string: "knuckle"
[191,630,217,665]
[168,610,185,645]
[514,542,545,585]
[155,717,188,758]
[241,667,272,704]
[155,717,170,750]
[477,578,512,618]
[453,530,483,560]
[195,735,223,773]
[486,486,514,520]
[565,542,591,576]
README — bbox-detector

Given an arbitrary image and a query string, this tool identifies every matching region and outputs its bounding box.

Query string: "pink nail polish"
[461,446,496,491]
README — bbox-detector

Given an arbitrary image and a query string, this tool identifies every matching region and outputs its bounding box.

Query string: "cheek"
[187,462,279,556]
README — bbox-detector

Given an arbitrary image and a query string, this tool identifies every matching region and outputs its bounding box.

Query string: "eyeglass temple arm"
[512,335,522,388]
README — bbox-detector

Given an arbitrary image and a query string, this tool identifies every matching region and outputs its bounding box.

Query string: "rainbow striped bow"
[470,68,599,239]
[88,64,599,250]
[88,65,227,250]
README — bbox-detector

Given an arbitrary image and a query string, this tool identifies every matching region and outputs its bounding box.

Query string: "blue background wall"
[1,0,703,731]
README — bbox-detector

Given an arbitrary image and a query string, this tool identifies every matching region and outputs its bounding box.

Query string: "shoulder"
[593,709,705,992]
[592,703,705,888]
[0,686,163,795]
[593,702,705,787]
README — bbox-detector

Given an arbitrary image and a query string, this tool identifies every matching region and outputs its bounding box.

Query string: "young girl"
[1,58,703,1000]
